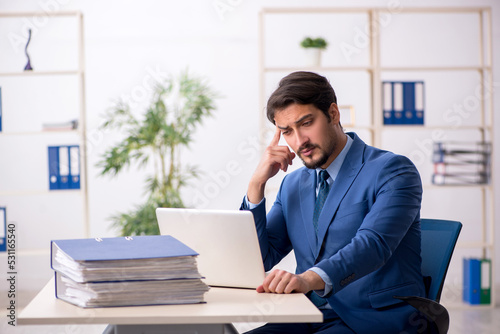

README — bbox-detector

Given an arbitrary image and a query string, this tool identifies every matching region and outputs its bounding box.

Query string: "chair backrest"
[420,219,462,303]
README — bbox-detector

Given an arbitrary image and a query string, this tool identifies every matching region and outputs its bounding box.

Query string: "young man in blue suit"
[241,71,426,333]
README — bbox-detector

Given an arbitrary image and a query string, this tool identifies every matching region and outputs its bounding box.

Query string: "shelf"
[261,7,491,14]
[0,130,80,136]
[441,300,494,310]
[456,241,494,249]
[380,66,491,72]
[263,66,491,73]
[0,70,80,77]
[343,126,375,131]
[0,11,82,18]
[0,189,82,197]
[264,66,374,72]
[381,125,493,131]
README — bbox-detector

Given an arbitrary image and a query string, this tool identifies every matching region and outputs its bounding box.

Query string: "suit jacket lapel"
[314,134,366,259]
[299,168,317,255]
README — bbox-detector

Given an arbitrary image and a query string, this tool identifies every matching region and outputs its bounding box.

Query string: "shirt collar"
[315,134,353,185]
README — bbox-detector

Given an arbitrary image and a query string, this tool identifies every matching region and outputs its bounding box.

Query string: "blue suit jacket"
[242,132,426,333]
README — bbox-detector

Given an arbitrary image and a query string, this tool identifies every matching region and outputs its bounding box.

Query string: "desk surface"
[19,279,322,326]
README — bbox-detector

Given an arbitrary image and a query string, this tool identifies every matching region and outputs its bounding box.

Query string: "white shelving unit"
[258,7,494,308]
[0,11,88,289]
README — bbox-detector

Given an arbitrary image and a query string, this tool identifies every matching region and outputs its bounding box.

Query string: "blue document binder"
[0,207,6,252]
[403,82,415,124]
[463,258,481,304]
[382,81,425,125]
[51,235,198,263]
[48,145,80,190]
[382,82,393,125]
[69,146,80,189]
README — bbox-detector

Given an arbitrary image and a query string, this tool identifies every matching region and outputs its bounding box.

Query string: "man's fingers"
[269,127,281,147]
[258,270,297,294]
[266,146,295,172]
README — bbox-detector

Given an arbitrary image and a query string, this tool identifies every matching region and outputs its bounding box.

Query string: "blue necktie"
[309,170,331,309]
[313,170,330,233]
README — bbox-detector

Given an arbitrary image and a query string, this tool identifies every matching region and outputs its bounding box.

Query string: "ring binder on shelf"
[383,82,393,125]
[48,145,81,190]
[382,81,425,125]
[69,146,80,189]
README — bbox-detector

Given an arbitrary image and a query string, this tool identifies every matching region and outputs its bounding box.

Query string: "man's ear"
[329,103,340,124]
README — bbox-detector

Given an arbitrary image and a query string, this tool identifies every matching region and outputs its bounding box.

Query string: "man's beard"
[298,143,333,169]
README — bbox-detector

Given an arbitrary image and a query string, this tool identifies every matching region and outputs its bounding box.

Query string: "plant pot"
[303,48,322,67]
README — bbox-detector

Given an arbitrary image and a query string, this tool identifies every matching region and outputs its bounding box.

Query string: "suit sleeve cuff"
[244,195,264,210]
[309,267,333,297]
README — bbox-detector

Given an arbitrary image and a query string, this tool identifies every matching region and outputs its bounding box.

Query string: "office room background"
[1,0,500,317]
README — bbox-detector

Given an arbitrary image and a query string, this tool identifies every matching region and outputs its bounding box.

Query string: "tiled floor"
[1,292,499,334]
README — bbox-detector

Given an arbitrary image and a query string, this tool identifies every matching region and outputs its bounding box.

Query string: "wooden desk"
[19,279,323,333]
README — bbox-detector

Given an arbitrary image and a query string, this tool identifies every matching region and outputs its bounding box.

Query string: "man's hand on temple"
[247,127,295,204]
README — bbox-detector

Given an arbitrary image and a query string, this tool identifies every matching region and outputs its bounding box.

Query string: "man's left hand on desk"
[256,269,325,294]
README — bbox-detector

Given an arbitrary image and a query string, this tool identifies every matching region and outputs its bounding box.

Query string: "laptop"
[156,208,266,289]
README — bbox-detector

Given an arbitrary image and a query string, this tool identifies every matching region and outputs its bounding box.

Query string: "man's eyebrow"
[277,114,314,130]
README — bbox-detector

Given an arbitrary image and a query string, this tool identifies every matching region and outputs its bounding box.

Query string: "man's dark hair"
[266,71,337,124]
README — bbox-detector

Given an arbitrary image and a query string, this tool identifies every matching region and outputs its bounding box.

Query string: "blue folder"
[382,81,425,125]
[68,145,80,189]
[51,235,199,264]
[48,146,60,190]
[463,258,481,304]
[48,145,81,190]
[403,82,416,124]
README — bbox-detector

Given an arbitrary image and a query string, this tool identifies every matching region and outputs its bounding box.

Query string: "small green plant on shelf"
[300,37,328,50]
[97,69,218,236]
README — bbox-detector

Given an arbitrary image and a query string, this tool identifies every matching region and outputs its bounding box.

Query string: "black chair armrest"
[393,295,449,334]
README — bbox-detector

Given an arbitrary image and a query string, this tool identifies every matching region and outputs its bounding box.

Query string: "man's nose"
[295,130,309,148]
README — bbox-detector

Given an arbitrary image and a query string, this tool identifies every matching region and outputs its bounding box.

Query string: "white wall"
[0,0,499,306]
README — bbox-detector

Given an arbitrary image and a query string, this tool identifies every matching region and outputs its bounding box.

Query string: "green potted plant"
[97,70,218,236]
[300,36,328,67]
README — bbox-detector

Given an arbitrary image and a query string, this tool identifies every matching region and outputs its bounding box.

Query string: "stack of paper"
[50,235,209,308]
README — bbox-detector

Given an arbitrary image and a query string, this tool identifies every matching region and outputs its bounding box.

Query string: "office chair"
[394,218,462,334]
